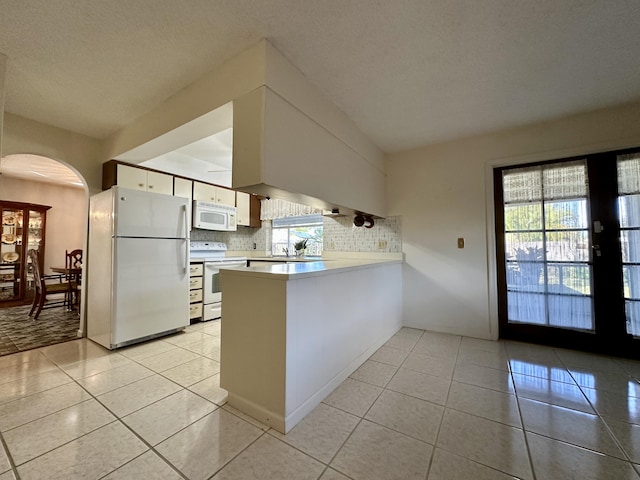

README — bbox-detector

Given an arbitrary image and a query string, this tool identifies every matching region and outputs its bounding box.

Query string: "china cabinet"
[0,201,50,305]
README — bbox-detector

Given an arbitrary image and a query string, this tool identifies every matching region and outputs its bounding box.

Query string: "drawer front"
[189,264,203,276]
[189,290,203,303]
[189,277,203,289]
[189,303,203,319]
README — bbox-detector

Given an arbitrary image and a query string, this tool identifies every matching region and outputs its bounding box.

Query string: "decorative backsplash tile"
[322,215,402,253]
[191,215,402,254]
[191,222,270,252]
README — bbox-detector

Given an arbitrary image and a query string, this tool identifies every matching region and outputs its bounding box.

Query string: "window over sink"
[272,214,323,257]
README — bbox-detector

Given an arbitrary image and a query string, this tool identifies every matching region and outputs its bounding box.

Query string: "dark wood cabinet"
[0,201,50,305]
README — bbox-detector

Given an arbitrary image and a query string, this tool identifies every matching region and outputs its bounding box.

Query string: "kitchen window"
[272,214,323,257]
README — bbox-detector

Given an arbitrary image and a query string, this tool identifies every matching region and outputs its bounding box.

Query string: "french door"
[495,148,640,358]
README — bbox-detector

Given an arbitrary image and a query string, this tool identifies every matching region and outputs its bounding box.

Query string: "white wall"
[387,101,640,340]
[233,64,387,217]
[0,177,86,274]
[102,41,267,161]
[0,52,6,159]
[3,113,102,193]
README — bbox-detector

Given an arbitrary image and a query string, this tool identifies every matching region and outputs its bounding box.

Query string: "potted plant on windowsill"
[294,239,308,257]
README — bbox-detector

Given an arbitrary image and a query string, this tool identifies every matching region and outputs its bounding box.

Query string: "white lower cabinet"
[189,262,203,320]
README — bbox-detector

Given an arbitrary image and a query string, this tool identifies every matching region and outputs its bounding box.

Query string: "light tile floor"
[1,323,640,479]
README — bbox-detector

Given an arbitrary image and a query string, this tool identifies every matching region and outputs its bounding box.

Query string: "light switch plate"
[457,238,464,249]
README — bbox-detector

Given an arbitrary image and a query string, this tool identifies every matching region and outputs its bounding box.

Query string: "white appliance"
[87,186,190,349]
[193,201,237,231]
[190,241,247,321]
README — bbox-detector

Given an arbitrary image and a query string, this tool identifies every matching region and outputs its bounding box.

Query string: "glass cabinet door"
[1,207,23,301]
[25,210,44,298]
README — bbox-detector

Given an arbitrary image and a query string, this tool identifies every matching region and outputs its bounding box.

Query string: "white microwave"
[193,201,237,231]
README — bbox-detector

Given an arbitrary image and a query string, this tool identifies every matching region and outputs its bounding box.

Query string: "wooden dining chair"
[65,249,82,308]
[28,249,71,320]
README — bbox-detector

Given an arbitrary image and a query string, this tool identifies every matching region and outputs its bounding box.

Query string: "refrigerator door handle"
[184,239,189,274]
[183,204,189,240]
[183,204,189,274]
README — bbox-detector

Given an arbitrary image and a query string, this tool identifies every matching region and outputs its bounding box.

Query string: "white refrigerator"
[87,186,190,349]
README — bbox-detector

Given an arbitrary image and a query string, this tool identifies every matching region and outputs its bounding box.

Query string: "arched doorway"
[0,153,89,355]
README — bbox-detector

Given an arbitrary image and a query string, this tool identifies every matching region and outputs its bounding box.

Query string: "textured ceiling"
[1,0,640,153]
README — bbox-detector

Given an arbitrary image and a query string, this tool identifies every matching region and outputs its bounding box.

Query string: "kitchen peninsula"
[219,257,402,433]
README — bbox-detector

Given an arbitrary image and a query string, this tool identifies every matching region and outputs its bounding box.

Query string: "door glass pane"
[617,154,640,336]
[622,265,640,300]
[507,291,545,325]
[545,231,590,262]
[544,199,588,229]
[505,232,544,256]
[502,160,594,331]
[547,264,591,295]
[505,204,542,231]
[618,194,640,228]
[548,294,592,330]
[624,300,640,336]
[621,231,640,263]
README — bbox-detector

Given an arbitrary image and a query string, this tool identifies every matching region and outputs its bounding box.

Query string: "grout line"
[505,341,539,480]
[0,429,21,480]
[203,432,267,480]
[558,351,637,465]
[423,332,459,480]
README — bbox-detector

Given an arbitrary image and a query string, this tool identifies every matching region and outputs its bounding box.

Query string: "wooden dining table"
[50,266,82,310]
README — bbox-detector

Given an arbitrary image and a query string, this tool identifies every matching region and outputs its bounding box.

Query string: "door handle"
[593,220,604,233]
[592,244,602,257]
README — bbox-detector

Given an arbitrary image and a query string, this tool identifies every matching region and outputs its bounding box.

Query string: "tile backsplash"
[191,222,270,252]
[322,215,402,253]
[191,215,402,254]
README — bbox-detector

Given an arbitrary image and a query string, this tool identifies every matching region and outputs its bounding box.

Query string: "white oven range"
[189,241,247,321]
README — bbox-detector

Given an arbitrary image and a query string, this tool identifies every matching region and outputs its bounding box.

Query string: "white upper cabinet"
[236,191,250,226]
[103,161,259,226]
[193,181,235,206]
[174,177,193,230]
[173,177,193,200]
[146,171,174,194]
[117,164,173,195]
[236,191,260,227]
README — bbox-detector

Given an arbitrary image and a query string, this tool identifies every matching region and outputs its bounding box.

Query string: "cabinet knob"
[149,185,154,189]
[138,183,144,187]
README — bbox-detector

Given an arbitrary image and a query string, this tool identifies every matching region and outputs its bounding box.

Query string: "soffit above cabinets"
[116,102,234,187]
[140,128,233,187]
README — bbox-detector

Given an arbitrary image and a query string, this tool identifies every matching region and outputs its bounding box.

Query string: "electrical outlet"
[378,240,387,249]
[457,238,464,249]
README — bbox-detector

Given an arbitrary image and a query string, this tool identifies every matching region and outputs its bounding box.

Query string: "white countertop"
[221,258,402,280]
[247,256,321,263]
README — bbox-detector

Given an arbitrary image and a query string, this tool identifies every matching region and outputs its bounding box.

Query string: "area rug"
[0,304,80,356]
